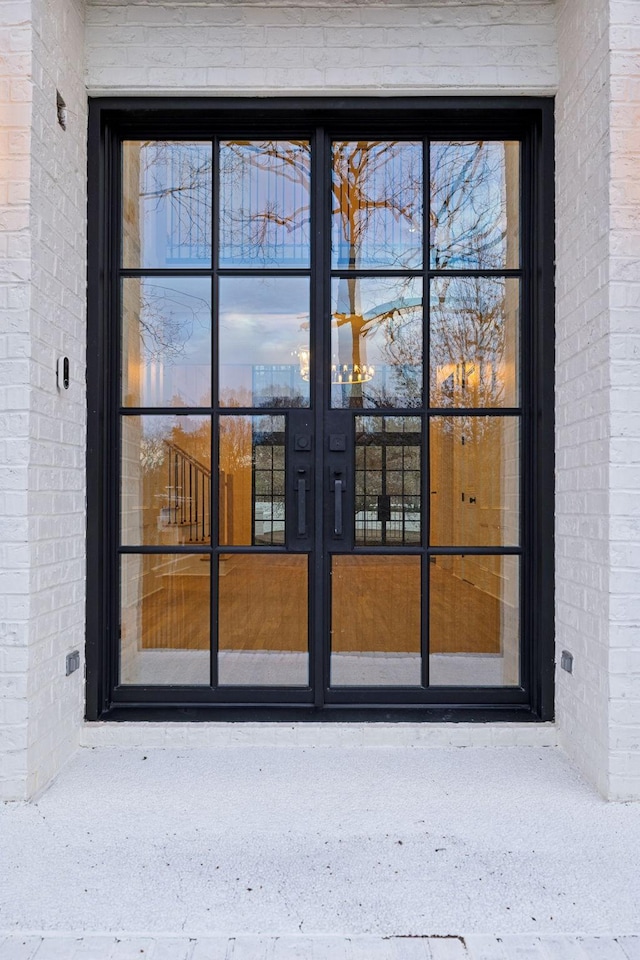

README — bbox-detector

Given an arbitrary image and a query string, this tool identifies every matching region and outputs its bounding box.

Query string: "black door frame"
[86,96,555,722]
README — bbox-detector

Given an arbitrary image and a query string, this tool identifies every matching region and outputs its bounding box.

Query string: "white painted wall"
[556,0,640,801]
[0,0,86,800]
[555,0,612,799]
[0,0,33,802]
[85,0,557,97]
[27,0,87,799]
[607,0,640,801]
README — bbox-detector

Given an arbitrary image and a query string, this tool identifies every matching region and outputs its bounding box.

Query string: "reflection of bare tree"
[431,277,509,408]
[138,140,212,259]
[430,142,511,269]
[138,139,512,407]
[220,141,310,262]
[138,283,209,364]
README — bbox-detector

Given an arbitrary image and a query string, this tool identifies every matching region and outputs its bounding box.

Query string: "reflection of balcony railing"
[163,441,211,544]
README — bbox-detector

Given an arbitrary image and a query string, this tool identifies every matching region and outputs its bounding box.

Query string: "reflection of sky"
[136,276,211,407]
[219,277,310,365]
[430,141,516,269]
[137,142,213,269]
[331,141,423,270]
[219,141,310,268]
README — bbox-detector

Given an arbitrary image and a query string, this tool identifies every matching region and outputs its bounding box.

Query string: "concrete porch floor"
[0,745,639,943]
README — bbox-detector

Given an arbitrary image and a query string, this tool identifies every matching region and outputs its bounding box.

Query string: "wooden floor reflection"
[135,554,505,655]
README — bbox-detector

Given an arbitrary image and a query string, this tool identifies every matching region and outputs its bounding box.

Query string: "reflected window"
[219,277,310,408]
[122,141,212,268]
[121,277,211,408]
[331,277,423,409]
[219,415,285,546]
[430,141,520,270]
[121,415,211,547]
[355,416,422,546]
[430,277,519,408]
[220,141,310,268]
[332,141,423,269]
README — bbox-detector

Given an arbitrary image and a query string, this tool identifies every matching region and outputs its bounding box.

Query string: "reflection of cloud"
[220,278,310,366]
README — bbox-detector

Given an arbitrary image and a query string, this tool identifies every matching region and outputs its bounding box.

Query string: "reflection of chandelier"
[330,363,374,385]
[294,348,375,384]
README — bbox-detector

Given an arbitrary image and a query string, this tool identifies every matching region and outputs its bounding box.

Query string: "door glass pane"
[331,277,423,409]
[331,555,421,686]
[430,277,519,408]
[332,141,423,269]
[430,416,519,547]
[122,141,212,268]
[121,415,211,547]
[219,141,311,268]
[355,416,422,546]
[219,277,310,408]
[122,277,211,408]
[219,415,285,546]
[430,141,520,270]
[429,555,519,686]
[120,554,210,685]
[218,554,308,686]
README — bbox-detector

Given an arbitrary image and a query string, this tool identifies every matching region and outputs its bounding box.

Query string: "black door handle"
[296,470,307,537]
[333,476,343,537]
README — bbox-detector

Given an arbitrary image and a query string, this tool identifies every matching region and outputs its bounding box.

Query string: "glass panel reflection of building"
[251,364,308,408]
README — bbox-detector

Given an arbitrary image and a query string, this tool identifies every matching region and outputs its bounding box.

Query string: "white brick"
[85,1,557,96]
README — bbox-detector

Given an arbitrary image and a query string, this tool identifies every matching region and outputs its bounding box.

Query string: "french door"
[87,99,554,719]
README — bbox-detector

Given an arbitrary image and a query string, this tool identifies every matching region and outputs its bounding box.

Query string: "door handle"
[333,475,343,537]
[296,470,307,537]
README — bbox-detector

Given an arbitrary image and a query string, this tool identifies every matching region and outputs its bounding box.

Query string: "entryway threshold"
[3,743,639,937]
[81,720,557,749]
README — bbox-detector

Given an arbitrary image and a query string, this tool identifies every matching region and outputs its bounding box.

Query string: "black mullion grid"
[210,133,220,688]
[95,106,548,717]
[424,139,525,687]
[519,124,532,698]
[121,268,315,279]
[422,136,430,688]
[111,132,124,693]
[314,126,328,706]
[116,134,217,688]
[327,269,522,279]
[211,134,316,699]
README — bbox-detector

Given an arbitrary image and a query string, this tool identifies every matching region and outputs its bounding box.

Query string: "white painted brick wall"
[556,0,640,801]
[85,0,557,96]
[555,0,612,799]
[0,0,86,800]
[607,0,640,801]
[0,0,34,801]
[26,0,87,798]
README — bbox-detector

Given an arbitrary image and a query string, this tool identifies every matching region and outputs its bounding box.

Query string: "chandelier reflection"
[294,347,374,384]
[330,362,374,385]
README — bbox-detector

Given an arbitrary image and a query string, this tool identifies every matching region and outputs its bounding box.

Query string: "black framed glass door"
[86,99,554,720]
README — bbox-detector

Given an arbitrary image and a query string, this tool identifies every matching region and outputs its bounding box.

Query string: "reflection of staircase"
[162,441,211,544]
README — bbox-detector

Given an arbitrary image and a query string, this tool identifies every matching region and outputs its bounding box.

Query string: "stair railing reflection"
[163,440,212,544]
